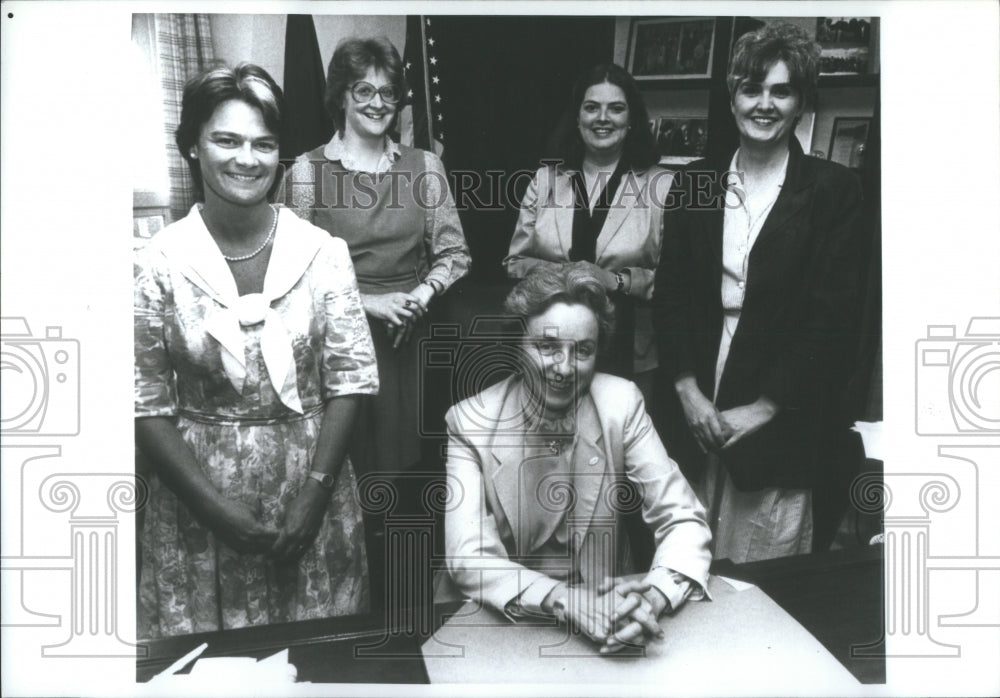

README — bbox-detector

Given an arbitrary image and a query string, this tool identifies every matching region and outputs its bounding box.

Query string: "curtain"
[411,16,614,283]
[279,15,332,160]
[154,14,215,221]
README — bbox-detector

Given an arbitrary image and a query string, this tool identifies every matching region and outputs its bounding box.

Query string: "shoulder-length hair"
[324,36,409,135]
[175,63,284,200]
[545,63,657,173]
[727,22,821,110]
[504,263,616,350]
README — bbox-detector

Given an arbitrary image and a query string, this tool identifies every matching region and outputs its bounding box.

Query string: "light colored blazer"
[504,165,674,371]
[444,373,711,616]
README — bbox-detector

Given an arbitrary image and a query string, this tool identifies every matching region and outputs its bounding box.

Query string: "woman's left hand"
[719,397,779,449]
[270,481,330,562]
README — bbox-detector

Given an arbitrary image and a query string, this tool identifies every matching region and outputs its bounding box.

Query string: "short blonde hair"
[504,263,616,350]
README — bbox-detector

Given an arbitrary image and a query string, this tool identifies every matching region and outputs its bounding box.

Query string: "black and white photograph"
[653,117,709,163]
[828,116,872,169]
[626,17,715,79]
[129,10,885,687]
[2,2,1000,697]
[816,16,874,75]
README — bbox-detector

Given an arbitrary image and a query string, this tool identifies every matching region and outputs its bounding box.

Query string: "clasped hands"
[676,378,778,454]
[213,479,330,563]
[363,284,435,349]
[543,576,669,655]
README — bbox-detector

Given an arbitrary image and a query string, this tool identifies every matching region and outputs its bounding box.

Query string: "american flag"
[400,15,445,157]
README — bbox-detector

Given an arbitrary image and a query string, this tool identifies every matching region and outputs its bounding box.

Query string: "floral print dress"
[134,206,379,638]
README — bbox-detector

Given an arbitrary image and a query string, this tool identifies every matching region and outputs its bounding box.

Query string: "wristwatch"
[307,470,335,489]
[614,271,626,294]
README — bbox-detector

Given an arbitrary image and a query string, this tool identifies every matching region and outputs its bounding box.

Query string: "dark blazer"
[652,138,863,490]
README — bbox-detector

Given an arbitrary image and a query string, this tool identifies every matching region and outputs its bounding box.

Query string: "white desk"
[423,575,862,694]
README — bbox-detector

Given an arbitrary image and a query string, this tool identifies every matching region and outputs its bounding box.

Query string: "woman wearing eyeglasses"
[286,37,470,554]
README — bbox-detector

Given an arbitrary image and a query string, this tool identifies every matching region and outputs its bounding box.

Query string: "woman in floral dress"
[134,63,378,638]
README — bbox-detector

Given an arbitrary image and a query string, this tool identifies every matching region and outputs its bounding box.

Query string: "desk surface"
[137,545,884,685]
[423,576,862,690]
[714,544,885,684]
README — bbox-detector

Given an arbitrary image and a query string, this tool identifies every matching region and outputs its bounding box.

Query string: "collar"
[514,379,581,438]
[728,148,790,190]
[150,205,328,413]
[323,131,401,174]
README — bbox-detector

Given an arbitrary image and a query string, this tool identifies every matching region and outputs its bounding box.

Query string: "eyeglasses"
[349,81,401,105]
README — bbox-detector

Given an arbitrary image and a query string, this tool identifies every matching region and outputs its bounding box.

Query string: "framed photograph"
[627,17,715,79]
[654,117,709,164]
[828,117,871,168]
[816,17,874,75]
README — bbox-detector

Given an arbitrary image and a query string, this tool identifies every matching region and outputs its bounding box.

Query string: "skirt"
[702,309,812,564]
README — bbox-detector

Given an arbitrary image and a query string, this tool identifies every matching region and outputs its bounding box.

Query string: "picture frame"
[654,117,709,165]
[626,17,715,80]
[816,17,874,75]
[828,117,871,169]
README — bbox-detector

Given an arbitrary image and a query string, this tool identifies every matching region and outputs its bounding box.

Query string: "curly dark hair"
[545,63,657,173]
[504,263,616,350]
[727,22,821,110]
[174,63,284,200]
[324,36,409,135]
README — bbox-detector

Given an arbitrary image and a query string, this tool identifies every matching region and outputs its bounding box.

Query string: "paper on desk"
[147,645,300,693]
[852,421,883,461]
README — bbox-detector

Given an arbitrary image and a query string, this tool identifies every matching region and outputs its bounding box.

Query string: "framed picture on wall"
[654,117,709,164]
[816,17,874,75]
[627,17,715,80]
[828,117,871,169]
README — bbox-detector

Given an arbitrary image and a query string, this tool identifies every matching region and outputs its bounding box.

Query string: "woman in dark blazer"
[652,22,863,563]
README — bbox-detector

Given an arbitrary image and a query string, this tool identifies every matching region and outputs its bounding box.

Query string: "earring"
[190,150,197,159]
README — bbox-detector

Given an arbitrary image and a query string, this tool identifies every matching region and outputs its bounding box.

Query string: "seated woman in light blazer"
[504,64,672,396]
[444,264,711,654]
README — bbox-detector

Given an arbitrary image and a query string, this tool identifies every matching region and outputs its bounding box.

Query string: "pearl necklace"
[218,205,278,262]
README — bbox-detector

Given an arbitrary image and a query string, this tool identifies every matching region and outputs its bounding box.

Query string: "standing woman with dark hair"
[286,36,470,487]
[135,63,378,637]
[505,63,672,393]
[653,23,863,563]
